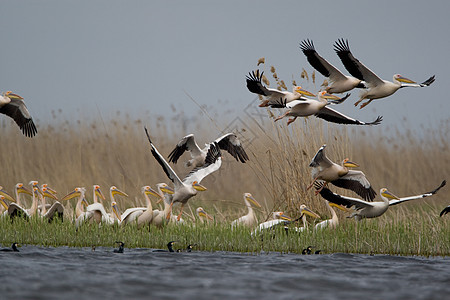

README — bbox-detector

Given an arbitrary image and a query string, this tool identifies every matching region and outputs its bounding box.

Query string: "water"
[1,245,449,300]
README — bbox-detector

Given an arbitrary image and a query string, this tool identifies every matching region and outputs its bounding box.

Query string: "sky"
[1,0,449,136]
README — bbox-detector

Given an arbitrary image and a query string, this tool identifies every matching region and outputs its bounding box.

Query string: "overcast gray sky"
[1,0,449,135]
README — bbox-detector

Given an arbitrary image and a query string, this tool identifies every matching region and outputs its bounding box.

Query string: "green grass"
[1,214,448,256]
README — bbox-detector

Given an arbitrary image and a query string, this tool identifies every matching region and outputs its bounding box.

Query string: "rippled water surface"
[1,245,449,300]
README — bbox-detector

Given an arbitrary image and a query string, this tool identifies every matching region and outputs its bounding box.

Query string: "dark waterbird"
[302,246,321,255]
[113,241,124,253]
[0,242,20,252]
[153,241,176,253]
[177,244,197,253]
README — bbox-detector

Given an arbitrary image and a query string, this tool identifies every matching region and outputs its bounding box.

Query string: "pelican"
[308,144,376,201]
[120,186,161,226]
[314,180,446,220]
[61,187,91,223]
[440,205,450,217]
[246,69,316,107]
[272,91,382,126]
[299,39,364,94]
[252,211,292,235]
[8,186,41,219]
[196,207,214,223]
[86,186,126,224]
[0,196,10,216]
[145,127,222,221]
[0,186,16,214]
[314,201,347,230]
[334,39,435,109]
[39,187,64,222]
[0,91,37,137]
[151,183,176,227]
[290,204,321,232]
[168,133,249,168]
[13,183,32,207]
[231,193,261,227]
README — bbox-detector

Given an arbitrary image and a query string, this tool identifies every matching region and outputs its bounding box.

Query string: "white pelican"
[0,186,16,204]
[120,186,161,226]
[314,201,347,230]
[196,207,213,223]
[151,183,179,227]
[440,205,450,217]
[290,204,321,232]
[0,196,10,215]
[315,180,446,220]
[299,39,364,94]
[8,186,41,219]
[13,183,32,207]
[308,144,376,201]
[334,39,436,109]
[272,91,382,126]
[86,186,126,224]
[39,187,64,222]
[145,128,222,221]
[231,193,261,227]
[246,69,316,107]
[168,133,248,168]
[252,211,292,235]
[0,91,37,137]
[61,187,91,221]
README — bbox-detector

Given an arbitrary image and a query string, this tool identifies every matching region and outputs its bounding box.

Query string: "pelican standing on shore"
[314,201,347,230]
[231,193,261,227]
[120,186,161,226]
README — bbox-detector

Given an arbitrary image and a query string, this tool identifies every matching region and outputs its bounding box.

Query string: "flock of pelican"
[1,38,447,246]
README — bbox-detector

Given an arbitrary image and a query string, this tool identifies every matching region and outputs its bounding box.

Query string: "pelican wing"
[215,133,249,163]
[167,134,203,164]
[299,39,347,82]
[315,107,383,126]
[121,207,146,223]
[440,205,450,217]
[183,142,222,185]
[43,202,64,221]
[246,70,275,96]
[145,128,183,187]
[309,144,333,168]
[0,99,37,137]
[332,170,376,201]
[7,203,30,219]
[315,183,373,210]
[389,180,446,206]
[334,39,384,86]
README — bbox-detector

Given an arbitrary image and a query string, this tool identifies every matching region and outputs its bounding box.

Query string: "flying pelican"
[145,127,222,221]
[334,39,436,109]
[231,193,261,227]
[307,144,376,201]
[86,186,126,224]
[252,211,292,235]
[0,91,37,137]
[314,201,348,230]
[299,39,364,94]
[0,242,20,252]
[314,180,446,220]
[271,91,382,126]
[440,205,450,217]
[151,183,176,227]
[39,187,64,222]
[120,186,161,226]
[196,207,214,223]
[246,69,316,107]
[168,133,249,168]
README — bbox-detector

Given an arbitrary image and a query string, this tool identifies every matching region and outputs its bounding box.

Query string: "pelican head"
[29,181,42,194]
[380,188,400,200]
[273,211,292,221]
[111,201,122,222]
[393,74,416,84]
[300,204,320,218]
[0,196,9,210]
[16,183,32,196]
[61,187,86,201]
[192,181,207,192]
[81,198,89,206]
[0,186,16,202]
[4,91,23,100]
[41,184,57,196]
[294,86,316,97]
[342,158,359,168]
[158,183,175,195]
[196,207,213,220]
[94,185,106,200]
[244,193,261,208]
[142,186,162,199]
[110,186,128,198]
[42,187,58,200]
[318,90,341,100]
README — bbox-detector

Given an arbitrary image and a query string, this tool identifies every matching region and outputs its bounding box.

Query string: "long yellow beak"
[111,187,128,198]
[396,75,416,83]
[0,188,16,202]
[246,195,261,208]
[321,92,341,100]
[295,87,316,97]
[18,186,33,196]
[343,160,359,168]
[381,189,400,200]
[111,202,122,221]
[329,202,348,212]
[198,209,214,220]
[193,182,207,192]
[95,187,106,200]
[61,189,80,201]
[42,188,58,200]
[301,206,320,218]
[0,196,9,210]
[161,186,175,194]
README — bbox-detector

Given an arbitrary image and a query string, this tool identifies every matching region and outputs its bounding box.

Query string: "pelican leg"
[314,182,328,195]
[258,100,270,107]
[274,111,290,122]
[359,99,373,109]
[306,177,319,191]
[177,203,185,221]
[166,202,174,220]
[354,98,363,107]
[287,117,297,125]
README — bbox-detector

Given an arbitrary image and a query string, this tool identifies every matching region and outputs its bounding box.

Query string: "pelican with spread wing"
[145,128,222,221]
[334,39,435,109]
[0,91,37,137]
[168,133,248,168]
[308,144,376,201]
[315,181,446,220]
[299,39,364,94]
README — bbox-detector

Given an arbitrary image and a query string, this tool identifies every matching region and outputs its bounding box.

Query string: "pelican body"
[231,193,261,227]
[0,91,37,137]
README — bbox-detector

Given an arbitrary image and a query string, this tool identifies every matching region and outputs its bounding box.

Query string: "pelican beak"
[46,186,58,195]
[81,198,89,206]
[329,202,349,212]
[111,202,122,221]
[0,197,9,210]
[95,187,106,200]
[381,189,400,200]
[43,188,58,200]
[0,188,16,202]
[245,195,261,208]
[396,75,416,83]
[161,186,175,195]
[145,187,161,199]
[61,189,81,201]
[111,187,128,198]
[5,92,23,100]
[295,87,316,97]
[279,213,292,221]
[321,92,341,100]
[192,182,207,192]
[17,186,33,196]
[198,208,214,220]
[301,206,320,218]
[343,159,359,168]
